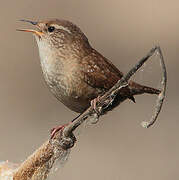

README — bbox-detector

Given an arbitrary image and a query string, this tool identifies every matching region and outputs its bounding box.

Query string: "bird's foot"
[50,123,68,139]
[90,96,101,115]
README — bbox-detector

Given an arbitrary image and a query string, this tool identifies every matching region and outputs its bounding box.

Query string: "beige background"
[0,0,178,180]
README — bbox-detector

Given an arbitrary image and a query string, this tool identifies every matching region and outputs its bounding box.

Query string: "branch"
[0,46,167,180]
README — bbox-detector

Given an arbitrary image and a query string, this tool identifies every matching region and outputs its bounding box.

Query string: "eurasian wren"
[18,19,160,115]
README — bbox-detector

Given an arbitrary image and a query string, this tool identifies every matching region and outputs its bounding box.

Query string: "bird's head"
[18,19,91,57]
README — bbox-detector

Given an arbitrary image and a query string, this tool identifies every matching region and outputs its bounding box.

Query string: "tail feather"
[101,81,160,114]
[129,81,161,96]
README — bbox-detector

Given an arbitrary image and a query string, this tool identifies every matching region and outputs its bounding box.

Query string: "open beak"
[17,29,43,37]
[17,19,44,37]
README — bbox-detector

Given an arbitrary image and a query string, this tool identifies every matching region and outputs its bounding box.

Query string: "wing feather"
[80,49,123,91]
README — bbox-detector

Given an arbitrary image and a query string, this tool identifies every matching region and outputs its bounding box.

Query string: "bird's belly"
[39,50,101,112]
[49,83,90,113]
[43,71,98,113]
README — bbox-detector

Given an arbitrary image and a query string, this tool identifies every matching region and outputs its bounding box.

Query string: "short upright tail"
[129,81,161,96]
[99,80,160,115]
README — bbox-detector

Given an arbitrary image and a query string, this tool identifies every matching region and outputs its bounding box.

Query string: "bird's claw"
[90,96,101,115]
[50,124,68,139]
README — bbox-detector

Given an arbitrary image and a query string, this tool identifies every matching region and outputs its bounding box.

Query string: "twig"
[141,46,167,128]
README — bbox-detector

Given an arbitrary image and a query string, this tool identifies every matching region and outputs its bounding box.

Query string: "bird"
[18,19,160,136]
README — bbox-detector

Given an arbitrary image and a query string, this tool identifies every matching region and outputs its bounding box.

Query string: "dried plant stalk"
[13,131,75,180]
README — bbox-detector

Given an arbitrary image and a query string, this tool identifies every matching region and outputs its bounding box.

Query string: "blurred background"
[0,0,178,180]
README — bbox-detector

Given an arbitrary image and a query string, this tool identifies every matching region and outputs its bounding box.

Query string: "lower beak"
[17,29,44,37]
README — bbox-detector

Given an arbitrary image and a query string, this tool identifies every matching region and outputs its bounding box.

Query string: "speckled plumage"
[21,19,160,113]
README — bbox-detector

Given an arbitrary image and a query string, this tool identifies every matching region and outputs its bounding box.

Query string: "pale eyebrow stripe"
[50,24,71,34]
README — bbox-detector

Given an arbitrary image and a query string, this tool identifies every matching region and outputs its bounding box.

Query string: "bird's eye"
[48,26,55,32]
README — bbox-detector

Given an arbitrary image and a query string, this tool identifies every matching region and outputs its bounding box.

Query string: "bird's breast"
[37,42,97,112]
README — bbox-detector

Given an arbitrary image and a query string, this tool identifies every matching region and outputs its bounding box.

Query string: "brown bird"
[18,19,160,136]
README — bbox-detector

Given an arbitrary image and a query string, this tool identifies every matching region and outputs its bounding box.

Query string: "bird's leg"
[90,96,101,115]
[50,96,102,138]
[50,114,82,139]
[88,96,102,124]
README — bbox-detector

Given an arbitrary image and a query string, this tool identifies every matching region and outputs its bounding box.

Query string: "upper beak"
[17,19,44,37]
